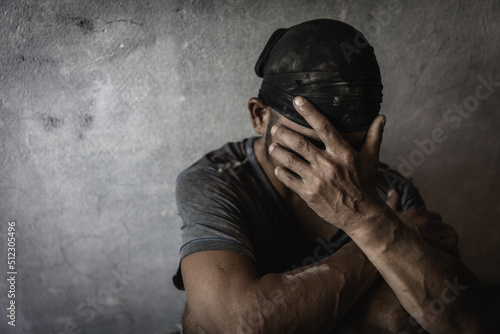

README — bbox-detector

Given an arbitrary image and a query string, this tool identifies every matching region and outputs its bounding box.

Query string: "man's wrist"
[345,203,403,253]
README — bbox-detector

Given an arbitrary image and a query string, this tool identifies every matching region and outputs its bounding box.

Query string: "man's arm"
[348,204,483,333]
[269,96,483,333]
[181,242,378,334]
[336,191,469,333]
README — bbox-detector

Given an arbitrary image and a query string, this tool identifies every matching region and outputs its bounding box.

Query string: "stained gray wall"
[0,0,499,333]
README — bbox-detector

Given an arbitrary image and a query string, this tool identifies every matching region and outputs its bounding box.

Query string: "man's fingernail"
[380,116,386,130]
[387,189,394,197]
[294,96,305,106]
[269,143,276,153]
[271,125,279,135]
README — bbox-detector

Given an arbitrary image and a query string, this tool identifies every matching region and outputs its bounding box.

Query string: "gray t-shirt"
[173,137,425,290]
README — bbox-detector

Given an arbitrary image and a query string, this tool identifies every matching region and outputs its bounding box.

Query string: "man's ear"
[248,97,270,136]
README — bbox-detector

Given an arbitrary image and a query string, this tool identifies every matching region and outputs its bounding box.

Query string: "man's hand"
[268,96,386,233]
[386,189,460,258]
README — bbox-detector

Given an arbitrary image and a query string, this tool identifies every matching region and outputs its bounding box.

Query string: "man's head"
[248,19,382,158]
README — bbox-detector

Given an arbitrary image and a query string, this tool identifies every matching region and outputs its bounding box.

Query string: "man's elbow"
[416,296,485,333]
[420,312,483,334]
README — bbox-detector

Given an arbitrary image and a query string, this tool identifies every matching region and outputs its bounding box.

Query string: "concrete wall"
[0,0,498,333]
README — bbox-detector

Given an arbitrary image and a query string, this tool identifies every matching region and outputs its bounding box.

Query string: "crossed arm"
[182,241,378,333]
[181,97,483,333]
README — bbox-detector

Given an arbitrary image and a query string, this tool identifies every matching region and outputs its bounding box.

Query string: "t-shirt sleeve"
[175,166,256,262]
[376,165,426,211]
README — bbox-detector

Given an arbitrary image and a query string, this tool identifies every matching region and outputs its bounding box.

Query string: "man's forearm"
[348,205,483,333]
[249,242,378,333]
[192,243,379,334]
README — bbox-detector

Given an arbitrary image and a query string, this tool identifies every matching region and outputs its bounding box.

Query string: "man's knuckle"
[320,122,334,135]
[311,174,325,193]
[319,122,331,132]
[295,138,308,151]
[322,167,336,180]
[304,188,317,201]
[285,154,296,168]
[303,188,312,199]
[317,154,334,169]
[311,175,322,187]
[344,153,357,166]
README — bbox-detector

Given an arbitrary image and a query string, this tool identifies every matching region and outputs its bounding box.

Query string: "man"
[173,19,483,333]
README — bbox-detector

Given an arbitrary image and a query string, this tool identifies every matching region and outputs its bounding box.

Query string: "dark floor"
[483,285,500,331]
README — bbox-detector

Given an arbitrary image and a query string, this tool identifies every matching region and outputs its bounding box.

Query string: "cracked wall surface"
[0,0,499,333]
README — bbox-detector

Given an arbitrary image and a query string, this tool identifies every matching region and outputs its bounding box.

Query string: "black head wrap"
[255,19,383,132]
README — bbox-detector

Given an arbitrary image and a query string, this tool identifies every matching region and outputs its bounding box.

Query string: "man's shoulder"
[176,137,258,196]
[179,137,254,174]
